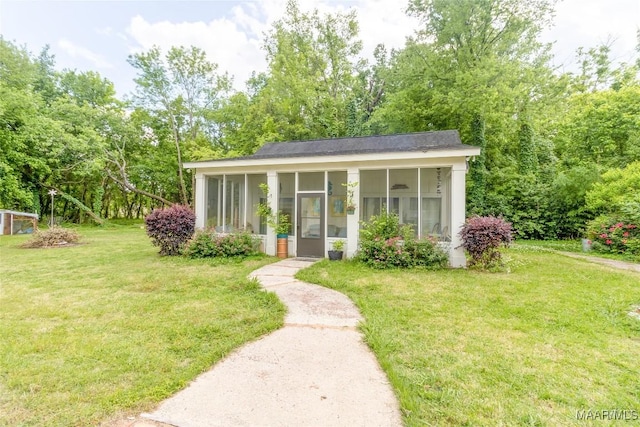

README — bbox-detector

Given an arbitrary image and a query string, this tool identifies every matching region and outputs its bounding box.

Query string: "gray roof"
[251,130,467,159]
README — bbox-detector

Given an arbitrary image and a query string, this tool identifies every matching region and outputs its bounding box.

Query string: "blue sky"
[1,0,638,97]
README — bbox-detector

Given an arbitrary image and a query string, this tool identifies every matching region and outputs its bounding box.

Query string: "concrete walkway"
[141,258,402,427]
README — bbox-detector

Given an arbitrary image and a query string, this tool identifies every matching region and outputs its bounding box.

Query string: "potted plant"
[328,239,345,261]
[342,181,358,215]
[257,184,291,258]
[274,211,291,237]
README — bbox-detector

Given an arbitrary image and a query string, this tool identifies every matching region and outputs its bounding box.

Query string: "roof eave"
[184,147,481,170]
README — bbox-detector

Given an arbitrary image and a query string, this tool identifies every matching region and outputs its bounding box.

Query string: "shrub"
[459,216,512,269]
[586,215,640,259]
[357,210,448,269]
[21,226,80,248]
[145,205,195,256]
[184,230,260,259]
[406,238,449,268]
[360,208,401,242]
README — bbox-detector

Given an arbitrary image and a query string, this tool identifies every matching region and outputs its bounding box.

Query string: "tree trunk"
[169,113,189,206]
[106,169,175,207]
[48,185,105,225]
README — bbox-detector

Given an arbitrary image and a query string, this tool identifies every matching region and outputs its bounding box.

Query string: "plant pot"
[328,250,343,261]
[346,208,355,215]
[277,235,288,258]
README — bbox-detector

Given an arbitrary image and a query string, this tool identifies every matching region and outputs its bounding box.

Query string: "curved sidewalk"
[142,258,402,427]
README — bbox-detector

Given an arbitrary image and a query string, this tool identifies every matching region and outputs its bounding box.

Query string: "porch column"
[194,173,206,229]
[346,168,360,258]
[265,171,278,256]
[450,162,467,267]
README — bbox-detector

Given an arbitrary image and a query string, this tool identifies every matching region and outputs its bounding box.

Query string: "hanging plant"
[342,181,358,214]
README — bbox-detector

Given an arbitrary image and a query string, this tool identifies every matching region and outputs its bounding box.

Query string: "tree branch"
[105,169,175,207]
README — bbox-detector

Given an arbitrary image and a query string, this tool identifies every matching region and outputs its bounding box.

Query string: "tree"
[369,0,575,238]
[348,44,389,136]
[467,114,487,215]
[517,119,537,174]
[219,0,364,150]
[555,85,640,168]
[127,45,231,205]
[586,161,640,215]
[0,39,137,222]
[546,165,601,238]
[0,39,40,210]
[373,0,560,164]
[102,110,176,208]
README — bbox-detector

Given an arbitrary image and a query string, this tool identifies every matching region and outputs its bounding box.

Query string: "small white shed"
[0,210,39,235]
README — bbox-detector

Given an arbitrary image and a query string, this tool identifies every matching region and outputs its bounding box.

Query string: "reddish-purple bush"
[145,205,196,256]
[459,216,512,268]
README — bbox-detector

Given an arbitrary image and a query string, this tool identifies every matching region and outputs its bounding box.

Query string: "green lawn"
[297,248,640,426]
[516,239,639,262]
[0,226,284,426]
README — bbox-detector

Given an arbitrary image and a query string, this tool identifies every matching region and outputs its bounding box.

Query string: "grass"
[297,248,640,426]
[0,225,285,426]
[516,239,639,263]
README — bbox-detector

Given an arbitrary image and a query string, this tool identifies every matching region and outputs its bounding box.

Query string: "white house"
[184,130,480,267]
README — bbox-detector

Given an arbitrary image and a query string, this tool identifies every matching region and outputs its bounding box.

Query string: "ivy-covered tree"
[467,114,487,215]
[517,119,537,175]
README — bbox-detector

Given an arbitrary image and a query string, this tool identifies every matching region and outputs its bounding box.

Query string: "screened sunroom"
[184,131,479,267]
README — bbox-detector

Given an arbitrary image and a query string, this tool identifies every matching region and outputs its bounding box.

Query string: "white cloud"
[57,38,114,69]
[124,0,637,90]
[95,26,113,36]
[353,0,420,56]
[125,0,419,90]
[541,0,639,71]
[127,13,265,90]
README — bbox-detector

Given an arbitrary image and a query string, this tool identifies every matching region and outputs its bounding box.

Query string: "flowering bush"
[459,216,512,269]
[587,216,640,258]
[145,205,195,256]
[356,210,448,269]
[184,230,260,259]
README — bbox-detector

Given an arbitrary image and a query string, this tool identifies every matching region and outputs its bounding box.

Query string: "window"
[360,170,387,221]
[389,169,418,232]
[420,168,445,239]
[224,175,245,232]
[206,176,222,228]
[278,173,295,235]
[206,174,267,234]
[327,171,347,237]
